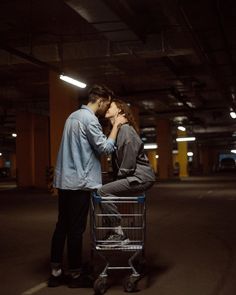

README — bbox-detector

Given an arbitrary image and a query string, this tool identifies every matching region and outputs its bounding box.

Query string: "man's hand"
[114,114,128,128]
[108,114,128,141]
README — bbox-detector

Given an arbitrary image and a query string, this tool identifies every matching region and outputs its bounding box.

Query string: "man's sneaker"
[47,273,67,287]
[101,233,130,248]
[67,274,94,288]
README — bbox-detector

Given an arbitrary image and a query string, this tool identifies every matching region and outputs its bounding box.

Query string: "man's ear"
[97,98,102,107]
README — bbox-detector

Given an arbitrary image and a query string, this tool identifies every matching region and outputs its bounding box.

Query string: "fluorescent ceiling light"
[144,143,158,149]
[231,149,236,154]
[177,126,186,131]
[60,74,87,88]
[230,111,236,119]
[176,137,196,142]
[187,152,193,156]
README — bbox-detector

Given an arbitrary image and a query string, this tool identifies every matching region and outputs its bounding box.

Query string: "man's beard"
[97,107,108,117]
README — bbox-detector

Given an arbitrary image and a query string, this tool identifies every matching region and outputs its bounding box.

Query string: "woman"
[97,99,156,244]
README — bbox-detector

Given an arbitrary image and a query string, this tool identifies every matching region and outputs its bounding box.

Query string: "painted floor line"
[21,281,47,295]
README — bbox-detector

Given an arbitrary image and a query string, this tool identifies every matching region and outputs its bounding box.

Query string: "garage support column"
[16,112,34,187]
[146,150,157,174]
[200,146,217,175]
[16,112,49,188]
[10,153,16,178]
[49,71,79,170]
[156,119,173,179]
[0,156,4,168]
[177,130,188,177]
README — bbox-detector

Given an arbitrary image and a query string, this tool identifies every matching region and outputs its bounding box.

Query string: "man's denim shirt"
[53,105,115,190]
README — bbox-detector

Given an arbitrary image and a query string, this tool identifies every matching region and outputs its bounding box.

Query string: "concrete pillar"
[16,112,49,188]
[16,112,34,187]
[177,130,188,177]
[200,146,218,175]
[49,71,79,168]
[9,153,16,178]
[191,142,201,175]
[34,114,50,188]
[156,119,173,179]
[0,156,4,168]
[200,146,211,175]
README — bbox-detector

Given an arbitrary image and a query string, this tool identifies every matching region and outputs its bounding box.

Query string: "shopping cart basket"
[90,192,146,294]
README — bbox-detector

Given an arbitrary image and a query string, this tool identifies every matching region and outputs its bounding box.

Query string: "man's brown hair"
[88,84,114,103]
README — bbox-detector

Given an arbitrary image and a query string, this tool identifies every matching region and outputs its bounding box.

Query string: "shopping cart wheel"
[94,277,108,295]
[123,275,138,292]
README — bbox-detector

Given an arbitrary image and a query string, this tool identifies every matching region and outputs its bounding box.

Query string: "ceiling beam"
[0,42,60,73]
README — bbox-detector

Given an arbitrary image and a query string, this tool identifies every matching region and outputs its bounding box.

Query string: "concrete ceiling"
[0,0,236,153]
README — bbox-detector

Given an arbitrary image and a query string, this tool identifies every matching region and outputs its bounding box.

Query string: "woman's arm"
[116,125,141,178]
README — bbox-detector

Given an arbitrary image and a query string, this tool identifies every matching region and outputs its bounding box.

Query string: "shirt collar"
[81,104,95,115]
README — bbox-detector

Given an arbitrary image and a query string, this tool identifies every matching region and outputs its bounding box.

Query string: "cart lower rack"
[90,193,146,294]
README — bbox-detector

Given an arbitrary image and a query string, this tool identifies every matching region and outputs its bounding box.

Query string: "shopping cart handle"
[92,192,102,203]
[91,192,145,203]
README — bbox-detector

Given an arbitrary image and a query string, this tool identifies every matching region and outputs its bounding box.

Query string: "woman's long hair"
[112,99,139,133]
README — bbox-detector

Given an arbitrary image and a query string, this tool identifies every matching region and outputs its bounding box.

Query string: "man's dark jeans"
[50,189,90,272]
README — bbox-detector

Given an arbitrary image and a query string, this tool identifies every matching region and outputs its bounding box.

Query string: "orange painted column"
[9,153,16,178]
[0,156,4,168]
[49,71,79,170]
[34,114,50,188]
[156,119,173,179]
[16,112,50,188]
[16,112,34,187]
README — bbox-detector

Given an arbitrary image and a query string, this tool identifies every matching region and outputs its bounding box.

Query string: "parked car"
[0,167,10,178]
[218,158,236,171]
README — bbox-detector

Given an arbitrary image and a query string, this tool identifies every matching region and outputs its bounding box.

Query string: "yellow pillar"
[177,130,188,177]
[49,71,79,169]
[156,119,173,179]
[146,150,157,174]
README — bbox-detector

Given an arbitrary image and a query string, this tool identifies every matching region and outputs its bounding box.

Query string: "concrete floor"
[0,174,236,295]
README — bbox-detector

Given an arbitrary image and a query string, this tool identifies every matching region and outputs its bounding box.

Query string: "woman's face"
[105,102,120,119]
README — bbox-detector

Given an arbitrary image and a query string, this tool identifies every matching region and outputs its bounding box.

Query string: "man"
[48,85,126,288]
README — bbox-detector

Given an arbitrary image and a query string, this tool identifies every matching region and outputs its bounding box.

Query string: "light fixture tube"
[144,143,158,149]
[176,137,196,142]
[177,126,186,131]
[230,111,236,119]
[60,74,87,88]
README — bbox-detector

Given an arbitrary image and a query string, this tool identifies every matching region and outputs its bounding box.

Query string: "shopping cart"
[90,192,146,294]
